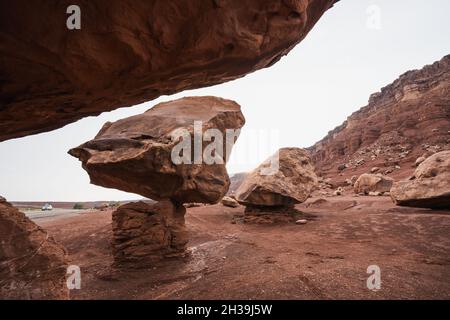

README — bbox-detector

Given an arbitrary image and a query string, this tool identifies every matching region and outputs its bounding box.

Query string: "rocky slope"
[0,0,337,141]
[308,55,450,186]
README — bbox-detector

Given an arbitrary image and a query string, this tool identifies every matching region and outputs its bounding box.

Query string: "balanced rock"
[0,201,68,299]
[353,173,394,195]
[69,96,245,204]
[235,148,318,207]
[391,151,450,209]
[112,201,188,267]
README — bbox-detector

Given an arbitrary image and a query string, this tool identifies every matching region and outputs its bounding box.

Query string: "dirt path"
[39,196,450,299]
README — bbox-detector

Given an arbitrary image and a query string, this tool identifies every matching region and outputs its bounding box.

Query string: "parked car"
[41,203,53,211]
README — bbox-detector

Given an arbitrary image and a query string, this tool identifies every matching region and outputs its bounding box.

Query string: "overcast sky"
[1,0,449,202]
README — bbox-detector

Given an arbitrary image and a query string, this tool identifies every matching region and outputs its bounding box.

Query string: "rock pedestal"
[236,148,318,207]
[235,148,318,221]
[112,201,188,267]
[0,199,68,299]
[70,96,245,267]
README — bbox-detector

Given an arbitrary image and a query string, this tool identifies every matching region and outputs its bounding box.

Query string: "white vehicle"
[41,203,53,211]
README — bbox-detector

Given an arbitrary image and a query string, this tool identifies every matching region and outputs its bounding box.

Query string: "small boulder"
[370,167,380,173]
[221,196,239,208]
[354,173,394,195]
[333,187,343,196]
[415,156,426,167]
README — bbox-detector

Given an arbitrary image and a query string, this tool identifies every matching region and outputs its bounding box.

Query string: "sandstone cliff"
[308,55,450,185]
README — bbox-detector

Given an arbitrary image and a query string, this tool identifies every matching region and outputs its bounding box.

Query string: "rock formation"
[308,55,450,185]
[0,198,68,299]
[69,96,245,204]
[0,0,337,142]
[70,96,244,266]
[353,174,394,195]
[112,201,188,267]
[391,151,450,209]
[235,148,318,209]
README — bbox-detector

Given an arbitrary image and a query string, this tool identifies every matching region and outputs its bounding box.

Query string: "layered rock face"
[69,96,245,204]
[0,199,68,299]
[112,201,188,267]
[353,174,393,195]
[308,55,450,185]
[0,0,337,142]
[235,148,318,208]
[391,151,450,209]
[70,96,244,266]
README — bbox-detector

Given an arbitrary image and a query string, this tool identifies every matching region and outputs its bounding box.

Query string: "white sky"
[1,0,449,202]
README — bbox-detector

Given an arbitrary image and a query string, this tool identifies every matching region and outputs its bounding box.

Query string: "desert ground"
[35,196,450,300]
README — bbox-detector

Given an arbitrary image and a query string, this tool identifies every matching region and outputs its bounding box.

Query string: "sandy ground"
[38,196,450,300]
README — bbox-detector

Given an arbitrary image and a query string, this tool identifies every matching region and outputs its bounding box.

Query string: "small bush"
[73,203,84,209]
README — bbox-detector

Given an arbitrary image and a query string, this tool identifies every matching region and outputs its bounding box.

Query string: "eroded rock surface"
[112,201,188,267]
[0,199,68,299]
[391,151,450,209]
[235,148,318,208]
[0,0,337,141]
[353,173,393,195]
[69,96,245,204]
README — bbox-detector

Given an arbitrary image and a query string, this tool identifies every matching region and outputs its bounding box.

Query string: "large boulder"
[353,173,394,195]
[112,201,188,267]
[0,199,68,299]
[391,151,450,209]
[69,96,245,204]
[0,0,337,142]
[235,148,318,207]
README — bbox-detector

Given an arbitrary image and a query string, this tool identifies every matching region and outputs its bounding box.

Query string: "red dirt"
[38,196,450,300]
